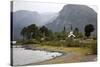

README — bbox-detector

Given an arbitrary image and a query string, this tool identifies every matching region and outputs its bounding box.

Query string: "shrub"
[16,40,24,45]
[89,43,97,54]
[22,39,40,44]
[79,41,97,54]
[40,38,97,55]
[41,41,63,47]
[64,38,81,47]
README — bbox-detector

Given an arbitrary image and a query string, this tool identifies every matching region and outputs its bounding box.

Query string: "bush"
[40,38,97,55]
[22,39,40,44]
[89,43,97,54]
[41,41,63,47]
[64,38,81,47]
[41,38,81,47]
[79,41,97,54]
[93,37,97,40]
[16,40,24,45]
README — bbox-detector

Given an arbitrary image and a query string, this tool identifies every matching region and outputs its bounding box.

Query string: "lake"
[12,46,62,66]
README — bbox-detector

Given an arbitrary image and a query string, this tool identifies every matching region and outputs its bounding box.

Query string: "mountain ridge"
[12,10,58,40]
[45,4,97,35]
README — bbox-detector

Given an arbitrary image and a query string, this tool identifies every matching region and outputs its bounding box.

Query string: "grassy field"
[34,45,91,55]
[16,38,97,55]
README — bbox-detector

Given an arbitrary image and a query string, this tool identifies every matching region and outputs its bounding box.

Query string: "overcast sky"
[12,1,97,13]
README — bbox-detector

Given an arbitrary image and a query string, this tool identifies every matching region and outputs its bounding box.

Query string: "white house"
[68,31,75,38]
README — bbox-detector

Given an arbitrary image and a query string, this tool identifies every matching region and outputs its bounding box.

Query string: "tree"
[63,26,66,32]
[39,26,49,37]
[20,27,28,40]
[27,24,39,39]
[39,26,53,40]
[58,26,66,40]
[84,24,94,37]
[74,28,79,38]
[21,24,53,41]
[21,24,39,40]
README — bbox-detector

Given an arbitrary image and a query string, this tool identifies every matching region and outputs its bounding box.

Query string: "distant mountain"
[46,4,97,35]
[12,4,97,40]
[40,13,58,26]
[12,10,58,40]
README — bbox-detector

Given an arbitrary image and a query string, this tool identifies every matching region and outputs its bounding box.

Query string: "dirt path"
[80,55,97,62]
[25,52,97,66]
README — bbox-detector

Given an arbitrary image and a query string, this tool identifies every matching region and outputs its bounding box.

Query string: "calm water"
[13,46,62,66]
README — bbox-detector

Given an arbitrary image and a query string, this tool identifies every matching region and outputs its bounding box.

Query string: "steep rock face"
[46,4,97,35]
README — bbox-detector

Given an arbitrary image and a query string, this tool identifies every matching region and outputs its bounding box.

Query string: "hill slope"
[46,4,97,35]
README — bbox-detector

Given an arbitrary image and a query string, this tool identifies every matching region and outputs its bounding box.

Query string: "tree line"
[20,24,52,40]
[20,24,95,41]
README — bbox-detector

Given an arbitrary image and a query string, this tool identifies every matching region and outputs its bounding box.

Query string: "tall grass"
[40,38,97,54]
[17,38,97,54]
[16,39,40,44]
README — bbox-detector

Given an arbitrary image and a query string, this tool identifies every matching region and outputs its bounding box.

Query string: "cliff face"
[46,4,97,35]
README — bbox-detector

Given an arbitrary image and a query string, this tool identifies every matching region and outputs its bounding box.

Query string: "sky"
[12,1,97,13]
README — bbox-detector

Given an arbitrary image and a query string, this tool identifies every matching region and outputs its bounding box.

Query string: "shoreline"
[12,45,97,66]
[24,52,97,66]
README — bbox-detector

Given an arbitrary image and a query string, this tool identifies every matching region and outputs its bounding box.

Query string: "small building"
[67,24,76,38]
[68,31,75,38]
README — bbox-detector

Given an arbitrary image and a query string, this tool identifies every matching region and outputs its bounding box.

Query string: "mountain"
[40,12,58,26]
[45,4,97,35]
[12,4,97,40]
[12,10,57,40]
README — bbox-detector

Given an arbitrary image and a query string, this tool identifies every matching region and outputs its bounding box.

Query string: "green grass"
[16,38,97,55]
[40,39,97,55]
[16,39,40,45]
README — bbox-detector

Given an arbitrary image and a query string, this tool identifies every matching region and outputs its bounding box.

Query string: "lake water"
[13,46,62,66]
